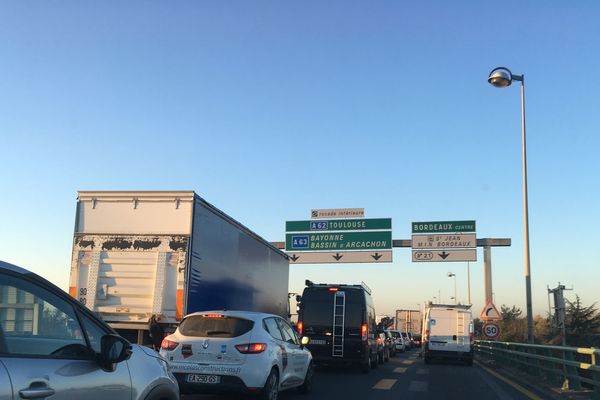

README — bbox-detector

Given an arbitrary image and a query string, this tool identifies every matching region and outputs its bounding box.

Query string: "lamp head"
[488,67,513,88]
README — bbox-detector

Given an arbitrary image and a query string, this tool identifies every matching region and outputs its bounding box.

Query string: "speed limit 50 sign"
[482,322,500,339]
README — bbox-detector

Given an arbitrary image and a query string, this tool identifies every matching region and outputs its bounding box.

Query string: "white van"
[422,304,473,365]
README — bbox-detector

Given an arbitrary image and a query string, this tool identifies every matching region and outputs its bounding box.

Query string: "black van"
[297,280,378,373]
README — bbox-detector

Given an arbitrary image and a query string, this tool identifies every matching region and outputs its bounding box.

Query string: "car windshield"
[179,315,254,338]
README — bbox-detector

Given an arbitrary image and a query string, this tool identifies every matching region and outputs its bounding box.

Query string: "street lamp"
[488,66,534,344]
[447,272,457,304]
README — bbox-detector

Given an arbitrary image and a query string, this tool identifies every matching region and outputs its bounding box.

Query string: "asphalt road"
[183,348,548,400]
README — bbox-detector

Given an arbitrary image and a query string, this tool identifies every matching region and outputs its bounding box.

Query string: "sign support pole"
[467,262,472,305]
[484,246,493,304]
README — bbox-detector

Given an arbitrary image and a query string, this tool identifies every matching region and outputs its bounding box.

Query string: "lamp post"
[447,272,457,304]
[488,66,534,344]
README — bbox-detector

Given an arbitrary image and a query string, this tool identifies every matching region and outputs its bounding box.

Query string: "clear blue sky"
[1,1,599,317]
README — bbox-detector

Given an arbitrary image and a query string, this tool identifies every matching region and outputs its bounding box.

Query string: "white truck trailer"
[395,309,422,334]
[68,191,289,343]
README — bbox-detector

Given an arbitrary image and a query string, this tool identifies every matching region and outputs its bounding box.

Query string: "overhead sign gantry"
[285,210,393,264]
[411,220,477,262]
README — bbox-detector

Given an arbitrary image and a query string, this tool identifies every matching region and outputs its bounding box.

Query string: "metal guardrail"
[475,340,600,399]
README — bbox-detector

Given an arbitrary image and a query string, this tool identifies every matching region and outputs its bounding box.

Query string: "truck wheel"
[260,368,279,400]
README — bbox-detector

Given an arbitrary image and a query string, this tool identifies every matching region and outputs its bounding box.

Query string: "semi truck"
[68,191,289,344]
[395,309,422,334]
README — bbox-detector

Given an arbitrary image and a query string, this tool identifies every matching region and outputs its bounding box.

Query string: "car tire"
[372,352,379,369]
[465,358,473,367]
[384,349,390,362]
[260,368,279,400]
[143,384,179,400]
[424,355,431,365]
[378,351,384,364]
[298,362,313,394]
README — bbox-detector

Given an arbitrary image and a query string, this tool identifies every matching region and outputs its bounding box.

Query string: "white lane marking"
[402,359,415,365]
[416,368,429,375]
[393,367,407,373]
[373,379,397,390]
[408,380,428,392]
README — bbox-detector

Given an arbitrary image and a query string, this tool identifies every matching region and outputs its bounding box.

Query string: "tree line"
[475,295,600,347]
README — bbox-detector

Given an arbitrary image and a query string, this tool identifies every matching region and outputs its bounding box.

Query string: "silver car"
[0,260,179,400]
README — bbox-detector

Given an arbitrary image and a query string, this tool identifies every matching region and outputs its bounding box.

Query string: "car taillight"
[425,329,430,340]
[328,287,338,292]
[297,321,303,335]
[205,314,224,318]
[161,339,179,351]
[470,331,474,344]
[235,343,267,354]
[361,324,368,342]
[377,337,382,344]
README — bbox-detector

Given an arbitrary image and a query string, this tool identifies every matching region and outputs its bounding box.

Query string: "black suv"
[297,280,378,373]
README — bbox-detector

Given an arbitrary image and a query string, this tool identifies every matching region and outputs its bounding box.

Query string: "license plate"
[186,374,221,384]
[310,339,326,345]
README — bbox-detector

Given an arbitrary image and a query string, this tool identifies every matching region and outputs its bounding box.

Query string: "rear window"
[301,288,365,328]
[179,315,254,338]
[390,332,400,338]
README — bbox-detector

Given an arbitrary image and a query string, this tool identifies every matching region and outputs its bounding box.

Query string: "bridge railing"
[475,340,600,399]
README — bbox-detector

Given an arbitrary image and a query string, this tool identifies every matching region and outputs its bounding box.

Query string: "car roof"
[0,260,31,275]
[182,310,281,322]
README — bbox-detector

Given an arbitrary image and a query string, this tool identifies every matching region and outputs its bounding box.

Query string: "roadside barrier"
[475,340,600,399]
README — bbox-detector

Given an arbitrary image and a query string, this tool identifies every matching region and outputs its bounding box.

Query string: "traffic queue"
[157,280,420,399]
[0,259,420,400]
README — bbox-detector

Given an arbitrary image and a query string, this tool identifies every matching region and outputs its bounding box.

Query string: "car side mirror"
[300,336,310,349]
[99,334,132,371]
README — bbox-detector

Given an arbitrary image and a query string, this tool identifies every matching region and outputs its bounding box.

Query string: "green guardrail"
[475,340,600,399]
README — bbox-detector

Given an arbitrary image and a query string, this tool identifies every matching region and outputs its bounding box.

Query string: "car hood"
[135,344,164,360]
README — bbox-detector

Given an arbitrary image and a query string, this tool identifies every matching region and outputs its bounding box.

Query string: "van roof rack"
[304,280,372,295]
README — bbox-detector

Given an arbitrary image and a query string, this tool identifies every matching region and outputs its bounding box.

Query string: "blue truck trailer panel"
[186,196,289,318]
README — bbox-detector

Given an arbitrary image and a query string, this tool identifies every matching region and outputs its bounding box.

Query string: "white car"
[160,310,313,400]
[388,330,406,353]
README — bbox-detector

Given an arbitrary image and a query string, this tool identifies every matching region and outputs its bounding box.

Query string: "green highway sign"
[412,220,476,234]
[286,231,392,251]
[286,218,392,232]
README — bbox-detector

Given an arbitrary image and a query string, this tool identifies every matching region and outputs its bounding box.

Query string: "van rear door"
[453,310,472,352]
[428,308,471,353]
